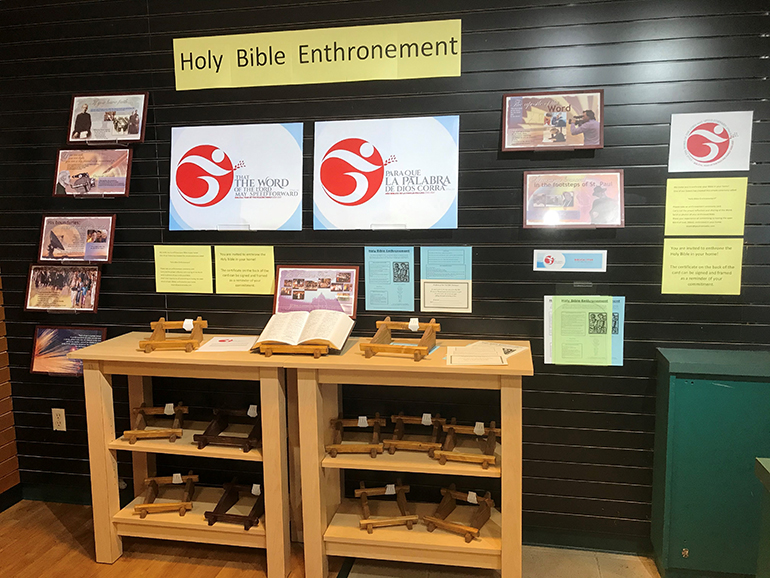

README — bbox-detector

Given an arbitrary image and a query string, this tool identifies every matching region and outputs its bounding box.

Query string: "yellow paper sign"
[662,238,743,295]
[215,246,274,295]
[154,245,213,294]
[665,177,748,236]
[173,19,461,91]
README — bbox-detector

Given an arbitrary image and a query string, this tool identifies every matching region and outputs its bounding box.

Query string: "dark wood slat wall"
[0,0,767,546]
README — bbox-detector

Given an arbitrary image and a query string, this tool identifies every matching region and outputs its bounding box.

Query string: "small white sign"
[357,416,369,427]
[421,413,432,426]
[668,111,753,172]
[533,250,607,272]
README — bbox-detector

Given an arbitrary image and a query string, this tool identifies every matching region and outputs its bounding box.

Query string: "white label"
[248,405,258,418]
[408,318,420,331]
[474,422,485,436]
[385,484,396,496]
[467,491,478,504]
[421,413,432,426]
[182,318,194,332]
[164,403,174,416]
[357,415,369,427]
[172,473,183,485]
[252,484,261,496]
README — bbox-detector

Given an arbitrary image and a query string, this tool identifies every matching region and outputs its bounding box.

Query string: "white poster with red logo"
[170,123,303,231]
[313,116,459,230]
[668,111,753,173]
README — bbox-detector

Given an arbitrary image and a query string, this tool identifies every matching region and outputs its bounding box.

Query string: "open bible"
[253,309,355,352]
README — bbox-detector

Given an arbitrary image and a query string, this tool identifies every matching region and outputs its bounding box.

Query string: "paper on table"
[466,341,527,359]
[446,348,506,366]
[197,335,258,352]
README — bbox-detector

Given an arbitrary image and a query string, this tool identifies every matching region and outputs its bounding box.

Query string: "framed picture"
[54,149,132,197]
[67,92,148,144]
[31,326,107,376]
[274,266,359,318]
[523,170,625,229]
[502,89,604,151]
[39,214,116,263]
[25,264,101,313]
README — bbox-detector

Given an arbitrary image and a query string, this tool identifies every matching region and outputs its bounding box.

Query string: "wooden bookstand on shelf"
[123,402,188,444]
[355,479,418,534]
[359,317,441,361]
[432,419,500,470]
[325,413,386,458]
[423,484,494,543]
[133,471,197,519]
[139,317,208,353]
[382,412,446,455]
[193,408,261,453]
[204,479,264,531]
[254,343,329,358]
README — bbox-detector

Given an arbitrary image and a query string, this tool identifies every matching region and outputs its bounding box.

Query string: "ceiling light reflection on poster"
[313,116,459,230]
[169,123,303,231]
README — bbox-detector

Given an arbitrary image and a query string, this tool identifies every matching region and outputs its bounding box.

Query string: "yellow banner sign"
[173,19,461,91]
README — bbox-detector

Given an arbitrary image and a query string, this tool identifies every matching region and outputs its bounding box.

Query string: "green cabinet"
[653,348,770,578]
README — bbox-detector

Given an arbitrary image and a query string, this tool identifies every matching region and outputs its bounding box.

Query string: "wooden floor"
[0,500,336,578]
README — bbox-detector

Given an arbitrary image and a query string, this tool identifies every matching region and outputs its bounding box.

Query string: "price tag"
[385,484,396,495]
[357,416,369,427]
[421,413,432,426]
[172,473,183,484]
[248,405,258,418]
[474,422,485,436]
[408,318,420,331]
[164,403,174,416]
[252,484,261,496]
[182,318,194,332]
[467,491,478,504]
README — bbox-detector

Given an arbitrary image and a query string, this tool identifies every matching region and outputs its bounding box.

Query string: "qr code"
[392,262,410,283]
[612,313,619,335]
[588,312,608,335]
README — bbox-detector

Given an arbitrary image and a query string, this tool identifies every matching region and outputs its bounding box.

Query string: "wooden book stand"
[383,412,446,455]
[134,471,197,518]
[193,408,261,453]
[432,419,500,470]
[325,413,386,458]
[123,402,188,444]
[254,343,329,358]
[423,484,494,543]
[359,317,441,361]
[204,479,264,531]
[355,479,418,534]
[139,317,208,353]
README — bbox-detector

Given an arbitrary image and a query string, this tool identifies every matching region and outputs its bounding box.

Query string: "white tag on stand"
[164,403,174,415]
[474,422,485,436]
[467,491,478,504]
[408,318,420,331]
[357,416,369,427]
[385,484,396,495]
[252,484,261,496]
[172,473,183,484]
[248,405,258,418]
[421,413,432,426]
[182,318,194,332]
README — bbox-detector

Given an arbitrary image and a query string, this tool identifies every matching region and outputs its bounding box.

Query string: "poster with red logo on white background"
[668,111,753,173]
[170,123,303,231]
[313,116,459,230]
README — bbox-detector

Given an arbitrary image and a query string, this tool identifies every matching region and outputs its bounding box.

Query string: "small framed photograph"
[274,266,359,318]
[523,170,624,228]
[31,326,107,376]
[54,149,132,197]
[39,214,116,263]
[25,264,101,313]
[502,89,604,151]
[68,93,148,144]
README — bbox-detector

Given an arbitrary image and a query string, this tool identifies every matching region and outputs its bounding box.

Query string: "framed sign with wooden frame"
[54,149,132,197]
[38,214,116,263]
[25,264,101,313]
[67,92,148,144]
[274,265,359,318]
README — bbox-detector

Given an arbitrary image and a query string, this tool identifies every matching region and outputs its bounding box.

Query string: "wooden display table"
[291,337,533,578]
[70,332,292,578]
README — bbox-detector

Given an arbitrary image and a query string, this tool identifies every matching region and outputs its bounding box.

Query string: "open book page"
[256,311,310,345]
[297,309,354,350]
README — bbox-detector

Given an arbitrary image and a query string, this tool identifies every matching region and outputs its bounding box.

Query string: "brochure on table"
[420,246,472,313]
[169,123,303,231]
[313,115,459,230]
[364,246,414,312]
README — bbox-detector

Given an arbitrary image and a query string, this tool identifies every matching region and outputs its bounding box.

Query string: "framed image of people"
[502,89,604,151]
[67,93,148,144]
[523,170,624,228]
[25,264,101,313]
[38,215,116,263]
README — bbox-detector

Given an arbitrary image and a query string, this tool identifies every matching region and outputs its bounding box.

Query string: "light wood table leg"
[261,367,291,578]
[286,368,304,542]
[501,376,523,578]
[127,375,155,496]
[83,361,122,563]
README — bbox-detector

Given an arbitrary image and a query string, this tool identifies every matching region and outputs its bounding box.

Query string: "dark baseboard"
[22,483,91,506]
[0,484,23,513]
[523,526,653,555]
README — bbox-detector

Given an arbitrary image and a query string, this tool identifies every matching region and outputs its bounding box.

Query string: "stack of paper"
[446,341,527,366]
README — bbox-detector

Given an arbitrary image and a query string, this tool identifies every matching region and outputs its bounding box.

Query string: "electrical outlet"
[52,408,67,431]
